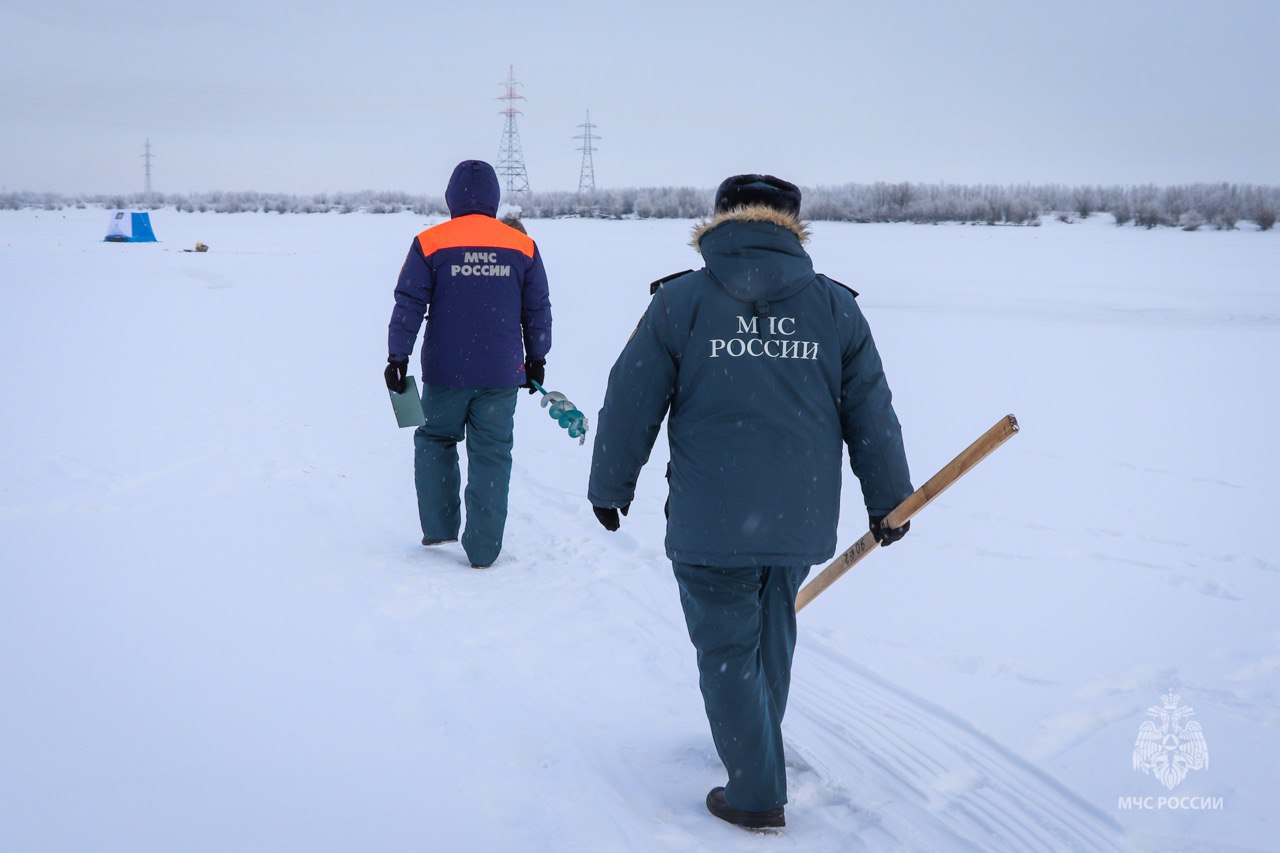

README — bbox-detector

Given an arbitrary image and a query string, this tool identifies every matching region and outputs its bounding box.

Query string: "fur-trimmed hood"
[689,204,810,252]
[689,204,815,310]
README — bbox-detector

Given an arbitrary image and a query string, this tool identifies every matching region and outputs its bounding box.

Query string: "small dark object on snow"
[705,787,784,830]
[592,503,629,532]
[870,514,909,547]
[182,242,209,253]
[421,537,458,546]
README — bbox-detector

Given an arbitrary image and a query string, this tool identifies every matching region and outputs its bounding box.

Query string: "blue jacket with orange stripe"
[388,160,552,388]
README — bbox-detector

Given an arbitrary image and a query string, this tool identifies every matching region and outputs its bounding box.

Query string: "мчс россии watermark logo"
[1117,692,1222,812]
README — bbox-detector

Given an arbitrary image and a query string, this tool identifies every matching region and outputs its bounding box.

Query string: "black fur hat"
[714,174,802,216]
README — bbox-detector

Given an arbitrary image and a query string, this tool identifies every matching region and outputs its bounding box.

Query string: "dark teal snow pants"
[673,562,811,812]
[414,385,518,567]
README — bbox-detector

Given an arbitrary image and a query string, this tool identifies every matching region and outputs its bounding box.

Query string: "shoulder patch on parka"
[649,269,695,295]
[818,273,859,298]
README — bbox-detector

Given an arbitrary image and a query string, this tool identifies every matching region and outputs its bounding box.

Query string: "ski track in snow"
[787,639,1126,851]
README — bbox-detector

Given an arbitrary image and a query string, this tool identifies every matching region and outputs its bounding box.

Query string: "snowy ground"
[1,208,1277,851]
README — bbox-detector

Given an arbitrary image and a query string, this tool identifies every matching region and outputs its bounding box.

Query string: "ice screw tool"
[528,380,589,445]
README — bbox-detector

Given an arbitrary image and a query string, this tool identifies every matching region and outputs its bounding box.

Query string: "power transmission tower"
[574,110,599,192]
[142,138,154,195]
[496,66,530,196]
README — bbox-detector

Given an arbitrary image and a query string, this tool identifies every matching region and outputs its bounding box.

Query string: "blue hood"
[445,160,501,217]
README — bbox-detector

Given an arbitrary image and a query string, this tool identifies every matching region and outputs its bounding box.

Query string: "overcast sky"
[3,1,1277,195]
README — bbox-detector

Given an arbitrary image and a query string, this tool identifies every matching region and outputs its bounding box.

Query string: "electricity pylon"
[496,66,530,195]
[574,111,599,193]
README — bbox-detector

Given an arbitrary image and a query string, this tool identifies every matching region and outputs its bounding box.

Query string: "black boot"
[706,787,784,829]
[421,537,458,546]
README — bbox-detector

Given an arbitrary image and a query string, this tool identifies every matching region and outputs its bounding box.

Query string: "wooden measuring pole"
[795,414,1020,613]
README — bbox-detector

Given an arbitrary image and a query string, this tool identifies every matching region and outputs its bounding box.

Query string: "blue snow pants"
[672,562,811,812]
[414,385,518,567]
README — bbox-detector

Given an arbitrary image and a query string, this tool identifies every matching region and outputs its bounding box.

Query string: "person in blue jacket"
[588,175,912,829]
[385,160,551,568]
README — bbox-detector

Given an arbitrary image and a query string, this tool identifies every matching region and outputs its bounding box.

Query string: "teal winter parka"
[588,205,913,567]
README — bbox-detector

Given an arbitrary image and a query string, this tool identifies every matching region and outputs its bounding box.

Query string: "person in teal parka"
[588,175,913,830]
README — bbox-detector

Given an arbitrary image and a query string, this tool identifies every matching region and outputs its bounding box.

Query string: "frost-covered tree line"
[0,191,450,216]
[2,183,1275,229]
[799,183,1277,229]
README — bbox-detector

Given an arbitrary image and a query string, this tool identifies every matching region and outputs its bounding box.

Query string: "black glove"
[870,514,909,547]
[592,503,629,532]
[523,358,546,394]
[384,356,409,393]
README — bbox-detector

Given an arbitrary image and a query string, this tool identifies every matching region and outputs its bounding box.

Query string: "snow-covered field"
[1,208,1277,851]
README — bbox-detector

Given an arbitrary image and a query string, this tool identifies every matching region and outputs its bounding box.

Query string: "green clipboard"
[389,376,426,428]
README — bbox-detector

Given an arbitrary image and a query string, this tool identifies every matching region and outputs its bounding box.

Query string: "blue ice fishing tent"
[103,210,158,242]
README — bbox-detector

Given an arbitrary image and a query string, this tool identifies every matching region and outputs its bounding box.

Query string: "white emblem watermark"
[1117,692,1222,811]
[1132,692,1209,789]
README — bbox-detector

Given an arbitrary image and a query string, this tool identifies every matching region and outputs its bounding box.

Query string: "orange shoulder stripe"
[417,214,535,259]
